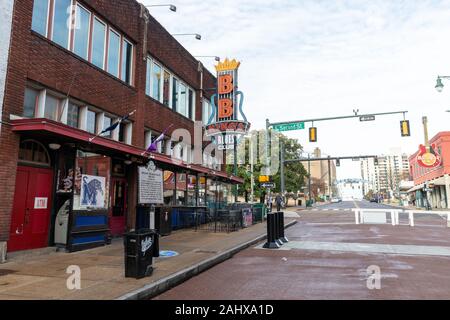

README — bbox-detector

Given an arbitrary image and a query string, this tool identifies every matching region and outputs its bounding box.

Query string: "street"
[154,201,450,300]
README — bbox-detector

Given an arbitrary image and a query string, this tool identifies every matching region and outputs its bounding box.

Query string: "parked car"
[331,197,342,203]
[370,197,379,203]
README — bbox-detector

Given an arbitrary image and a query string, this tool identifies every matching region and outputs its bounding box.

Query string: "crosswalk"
[308,208,353,212]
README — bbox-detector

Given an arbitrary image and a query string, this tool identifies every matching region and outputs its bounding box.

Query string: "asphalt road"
[313,200,400,210]
[153,200,450,300]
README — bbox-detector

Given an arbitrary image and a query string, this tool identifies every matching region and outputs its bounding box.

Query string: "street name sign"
[272,122,305,132]
[359,115,376,122]
[261,182,276,189]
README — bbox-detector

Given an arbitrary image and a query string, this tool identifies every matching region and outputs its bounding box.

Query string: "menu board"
[138,165,164,204]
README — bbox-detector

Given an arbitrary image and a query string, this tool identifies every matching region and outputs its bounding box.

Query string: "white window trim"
[144,129,152,150]
[91,16,107,70]
[107,27,121,77]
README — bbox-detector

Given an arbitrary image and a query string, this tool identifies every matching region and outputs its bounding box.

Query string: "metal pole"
[328,156,332,200]
[250,138,254,203]
[268,110,409,127]
[233,135,238,202]
[280,140,285,195]
[308,153,312,204]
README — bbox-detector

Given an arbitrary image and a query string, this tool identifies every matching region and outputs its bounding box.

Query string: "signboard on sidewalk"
[138,162,164,204]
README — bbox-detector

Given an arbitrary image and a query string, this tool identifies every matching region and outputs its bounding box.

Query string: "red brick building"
[408,132,450,209]
[0,0,242,259]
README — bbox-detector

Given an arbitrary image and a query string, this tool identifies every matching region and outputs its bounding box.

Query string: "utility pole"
[234,135,238,202]
[250,137,254,203]
[308,153,312,203]
[280,139,285,195]
[328,155,332,200]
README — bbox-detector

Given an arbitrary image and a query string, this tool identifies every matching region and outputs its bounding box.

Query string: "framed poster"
[139,162,164,204]
[80,174,106,208]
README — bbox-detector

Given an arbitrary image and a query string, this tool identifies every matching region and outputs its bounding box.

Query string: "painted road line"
[256,240,450,257]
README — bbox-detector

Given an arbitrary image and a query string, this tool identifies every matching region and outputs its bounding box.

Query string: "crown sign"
[215,58,241,72]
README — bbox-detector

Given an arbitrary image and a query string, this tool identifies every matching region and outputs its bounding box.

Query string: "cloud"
[144,0,450,178]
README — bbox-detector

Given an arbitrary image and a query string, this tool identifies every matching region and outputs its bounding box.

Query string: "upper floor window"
[67,102,80,128]
[103,115,112,138]
[202,98,212,125]
[151,62,162,101]
[31,0,134,86]
[52,0,71,48]
[92,18,106,69]
[172,77,178,112]
[121,39,133,84]
[73,4,90,60]
[23,88,39,118]
[44,94,62,121]
[107,29,120,77]
[163,70,170,107]
[86,109,97,134]
[31,0,49,36]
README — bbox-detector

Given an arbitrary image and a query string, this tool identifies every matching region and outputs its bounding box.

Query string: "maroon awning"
[11,118,244,184]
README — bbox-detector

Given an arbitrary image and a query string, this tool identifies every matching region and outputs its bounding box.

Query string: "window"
[202,99,212,125]
[163,70,170,107]
[188,89,194,120]
[151,62,162,101]
[51,0,71,48]
[91,18,106,69]
[145,59,151,96]
[103,116,112,138]
[73,4,90,60]
[179,83,187,117]
[121,39,133,84]
[86,109,97,134]
[44,95,61,121]
[172,78,178,111]
[107,30,120,77]
[23,88,39,118]
[67,103,79,128]
[31,0,49,36]
[19,140,51,167]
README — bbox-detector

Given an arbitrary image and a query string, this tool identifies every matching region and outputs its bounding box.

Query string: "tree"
[226,131,308,203]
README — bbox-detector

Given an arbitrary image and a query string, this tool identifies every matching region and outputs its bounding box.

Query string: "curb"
[116,219,298,300]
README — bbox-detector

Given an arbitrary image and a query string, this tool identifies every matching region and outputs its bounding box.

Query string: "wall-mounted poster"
[80,174,106,208]
[139,162,164,204]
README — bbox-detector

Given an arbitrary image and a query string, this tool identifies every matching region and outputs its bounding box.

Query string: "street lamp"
[172,33,202,40]
[195,56,220,62]
[435,76,450,92]
[145,4,177,12]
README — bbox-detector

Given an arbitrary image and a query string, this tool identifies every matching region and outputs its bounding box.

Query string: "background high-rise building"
[360,148,411,198]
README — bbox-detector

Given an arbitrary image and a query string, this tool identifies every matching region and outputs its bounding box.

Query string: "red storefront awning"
[11,118,244,184]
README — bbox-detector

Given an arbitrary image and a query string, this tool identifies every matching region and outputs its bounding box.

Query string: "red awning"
[11,118,244,184]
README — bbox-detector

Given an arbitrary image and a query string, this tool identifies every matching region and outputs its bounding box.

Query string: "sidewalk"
[0,215,297,300]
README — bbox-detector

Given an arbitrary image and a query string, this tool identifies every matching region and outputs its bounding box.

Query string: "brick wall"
[0,0,219,242]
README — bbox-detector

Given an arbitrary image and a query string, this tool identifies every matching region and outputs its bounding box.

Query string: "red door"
[110,178,127,236]
[8,166,53,252]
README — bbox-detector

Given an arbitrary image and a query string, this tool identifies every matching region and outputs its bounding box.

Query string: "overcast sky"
[144,0,450,179]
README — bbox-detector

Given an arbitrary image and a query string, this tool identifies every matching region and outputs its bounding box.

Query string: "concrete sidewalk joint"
[117,220,298,300]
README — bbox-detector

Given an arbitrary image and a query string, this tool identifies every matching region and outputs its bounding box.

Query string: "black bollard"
[278,212,289,243]
[274,212,284,246]
[263,213,280,249]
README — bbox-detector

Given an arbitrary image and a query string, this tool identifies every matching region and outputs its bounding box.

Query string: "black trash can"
[124,229,159,279]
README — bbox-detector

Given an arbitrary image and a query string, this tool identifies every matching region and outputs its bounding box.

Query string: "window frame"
[107,27,121,77]
[49,0,72,49]
[91,16,107,70]
[72,2,91,60]
[121,38,134,85]
[31,0,51,37]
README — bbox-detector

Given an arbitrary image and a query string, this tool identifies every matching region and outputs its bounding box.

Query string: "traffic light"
[309,127,317,142]
[336,159,340,167]
[400,120,410,137]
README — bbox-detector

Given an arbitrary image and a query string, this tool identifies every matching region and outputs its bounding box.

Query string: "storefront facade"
[408,132,450,209]
[0,0,242,258]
